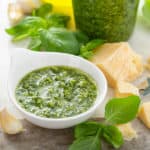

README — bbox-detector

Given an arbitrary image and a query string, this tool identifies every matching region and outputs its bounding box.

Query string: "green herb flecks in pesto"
[15,66,97,118]
[72,0,139,42]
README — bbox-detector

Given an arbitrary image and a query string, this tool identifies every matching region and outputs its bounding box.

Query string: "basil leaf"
[73,31,89,47]
[47,14,70,28]
[40,27,80,54]
[69,136,101,150]
[28,36,42,51]
[102,125,123,149]
[82,39,104,51]
[75,122,101,138]
[80,39,104,59]
[6,16,47,41]
[105,96,140,124]
[32,3,52,18]
[6,25,31,41]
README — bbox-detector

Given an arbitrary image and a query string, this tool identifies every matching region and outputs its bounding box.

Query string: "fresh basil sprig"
[80,39,105,59]
[69,96,140,150]
[5,3,71,42]
[70,123,102,150]
[6,3,104,58]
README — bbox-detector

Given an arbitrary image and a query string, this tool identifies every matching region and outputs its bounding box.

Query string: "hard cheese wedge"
[0,108,23,134]
[90,42,143,87]
[115,81,139,98]
[117,123,137,141]
[138,102,150,128]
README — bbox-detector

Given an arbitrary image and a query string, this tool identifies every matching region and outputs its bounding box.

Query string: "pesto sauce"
[72,0,139,42]
[15,66,97,118]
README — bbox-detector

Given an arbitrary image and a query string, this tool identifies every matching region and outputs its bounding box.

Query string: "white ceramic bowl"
[8,48,107,129]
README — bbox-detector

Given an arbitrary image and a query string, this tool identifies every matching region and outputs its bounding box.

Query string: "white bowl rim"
[8,49,107,122]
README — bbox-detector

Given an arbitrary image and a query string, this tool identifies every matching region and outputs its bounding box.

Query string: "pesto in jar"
[72,0,139,42]
[15,66,97,118]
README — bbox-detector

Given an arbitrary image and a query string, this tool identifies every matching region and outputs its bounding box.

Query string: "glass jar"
[72,0,139,42]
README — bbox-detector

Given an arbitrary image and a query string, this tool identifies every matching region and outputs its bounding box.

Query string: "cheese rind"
[117,123,137,141]
[138,102,150,128]
[115,81,139,98]
[90,42,143,87]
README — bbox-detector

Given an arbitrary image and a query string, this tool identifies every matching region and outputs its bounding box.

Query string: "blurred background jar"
[72,0,140,42]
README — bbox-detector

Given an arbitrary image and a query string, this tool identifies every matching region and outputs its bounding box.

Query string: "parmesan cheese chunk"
[144,57,150,71]
[138,102,150,128]
[0,108,23,134]
[115,81,139,98]
[117,123,137,141]
[90,42,143,87]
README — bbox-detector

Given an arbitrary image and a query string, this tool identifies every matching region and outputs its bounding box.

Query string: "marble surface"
[0,119,149,150]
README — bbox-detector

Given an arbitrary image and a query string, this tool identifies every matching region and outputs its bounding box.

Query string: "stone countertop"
[0,119,149,150]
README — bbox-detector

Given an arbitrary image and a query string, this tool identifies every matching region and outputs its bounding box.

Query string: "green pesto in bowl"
[15,66,97,118]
